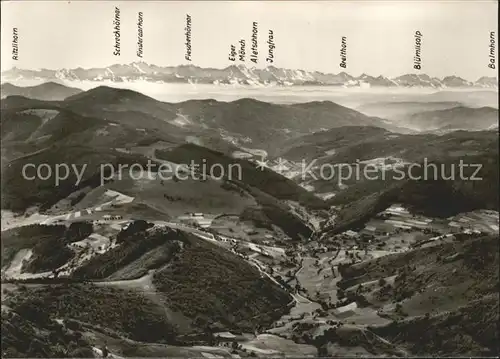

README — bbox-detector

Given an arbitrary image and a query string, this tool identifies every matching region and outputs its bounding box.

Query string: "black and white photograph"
[1,1,499,357]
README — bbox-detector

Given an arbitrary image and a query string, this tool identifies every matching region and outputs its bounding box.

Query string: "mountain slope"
[324,150,498,235]
[398,106,499,132]
[3,228,292,340]
[168,98,391,150]
[356,101,463,119]
[278,127,498,166]
[1,82,82,101]
[60,86,393,151]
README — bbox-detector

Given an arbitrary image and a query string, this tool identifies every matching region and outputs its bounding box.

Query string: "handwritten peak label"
[185,14,192,61]
[250,22,258,64]
[12,28,19,60]
[239,39,246,62]
[113,7,121,56]
[414,30,423,70]
[489,31,496,69]
[137,12,144,58]
[229,44,237,61]
[340,36,347,69]
[266,30,275,64]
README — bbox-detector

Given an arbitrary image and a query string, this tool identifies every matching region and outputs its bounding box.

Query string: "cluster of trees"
[15,222,92,274]
[163,194,183,201]
[2,224,64,265]
[73,227,183,280]
[221,180,249,197]
[463,235,498,272]
[152,235,291,332]
[64,222,93,243]
[240,200,312,241]
[2,304,95,358]
[23,236,75,274]
[372,294,499,356]
[116,219,153,243]
[6,283,179,345]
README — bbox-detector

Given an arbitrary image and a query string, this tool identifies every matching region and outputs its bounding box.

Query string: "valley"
[1,81,498,358]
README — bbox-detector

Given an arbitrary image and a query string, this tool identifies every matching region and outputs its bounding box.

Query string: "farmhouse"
[333,301,358,318]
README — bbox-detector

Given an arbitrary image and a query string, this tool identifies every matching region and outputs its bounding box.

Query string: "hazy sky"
[1,1,498,80]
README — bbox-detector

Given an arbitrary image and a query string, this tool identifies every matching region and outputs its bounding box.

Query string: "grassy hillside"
[156,143,328,210]
[1,145,152,212]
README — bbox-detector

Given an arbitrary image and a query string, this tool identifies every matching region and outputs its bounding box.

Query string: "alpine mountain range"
[2,62,498,88]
